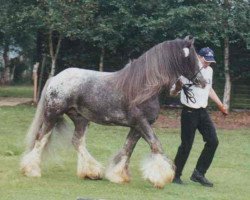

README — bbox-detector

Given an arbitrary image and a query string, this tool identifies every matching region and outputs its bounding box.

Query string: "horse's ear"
[184,35,195,48]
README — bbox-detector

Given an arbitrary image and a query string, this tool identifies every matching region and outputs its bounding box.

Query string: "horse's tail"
[25,79,51,152]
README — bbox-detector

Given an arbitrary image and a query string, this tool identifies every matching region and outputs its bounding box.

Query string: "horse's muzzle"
[193,73,207,88]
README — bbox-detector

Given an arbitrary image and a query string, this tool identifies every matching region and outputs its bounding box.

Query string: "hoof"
[141,153,175,188]
[21,165,41,177]
[77,160,104,180]
[20,152,41,177]
[105,167,131,184]
[77,170,103,180]
[105,155,131,184]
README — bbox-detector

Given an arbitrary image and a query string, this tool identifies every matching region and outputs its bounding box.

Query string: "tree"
[20,0,98,98]
[0,0,38,84]
[219,0,250,109]
[29,0,97,76]
[1,0,249,111]
[165,0,250,110]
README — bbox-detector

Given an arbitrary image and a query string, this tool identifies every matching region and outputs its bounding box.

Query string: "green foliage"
[31,0,97,37]
[0,0,249,79]
[165,0,250,44]
[0,0,36,55]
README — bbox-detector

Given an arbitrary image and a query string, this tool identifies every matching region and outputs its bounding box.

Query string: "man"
[170,47,228,187]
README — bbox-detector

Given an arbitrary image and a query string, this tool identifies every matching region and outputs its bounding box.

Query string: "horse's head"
[180,36,207,88]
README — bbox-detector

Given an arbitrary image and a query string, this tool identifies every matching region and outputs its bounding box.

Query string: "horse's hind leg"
[67,110,103,180]
[20,120,55,177]
[105,128,141,183]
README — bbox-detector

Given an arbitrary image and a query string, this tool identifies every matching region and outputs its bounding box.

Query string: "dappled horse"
[20,36,206,188]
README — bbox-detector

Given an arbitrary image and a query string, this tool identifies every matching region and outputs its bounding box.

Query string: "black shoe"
[190,169,213,187]
[172,176,183,184]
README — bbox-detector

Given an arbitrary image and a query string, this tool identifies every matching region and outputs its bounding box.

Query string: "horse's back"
[47,68,110,94]
[45,68,110,110]
[51,68,109,84]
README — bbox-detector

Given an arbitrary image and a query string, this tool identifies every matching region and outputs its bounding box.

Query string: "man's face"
[198,56,213,68]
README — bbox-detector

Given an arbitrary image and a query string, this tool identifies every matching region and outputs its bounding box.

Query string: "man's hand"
[218,104,228,116]
[175,79,183,91]
[170,79,183,96]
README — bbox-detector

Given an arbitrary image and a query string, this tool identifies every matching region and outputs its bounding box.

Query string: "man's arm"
[209,88,228,115]
[170,79,183,96]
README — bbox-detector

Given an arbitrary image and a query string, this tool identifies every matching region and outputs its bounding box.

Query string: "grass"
[0,105,250,200]
[0,85,33,98]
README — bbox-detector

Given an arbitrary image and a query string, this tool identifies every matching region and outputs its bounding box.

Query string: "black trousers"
[174,106,219,177]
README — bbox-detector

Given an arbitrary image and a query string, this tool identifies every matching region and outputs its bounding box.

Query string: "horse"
[20,36,206,188]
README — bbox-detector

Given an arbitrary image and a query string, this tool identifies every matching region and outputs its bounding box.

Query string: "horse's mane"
[113,38,196,107]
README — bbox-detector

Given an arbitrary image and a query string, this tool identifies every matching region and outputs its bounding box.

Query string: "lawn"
[0,105,249,200]
[0,85,33,98]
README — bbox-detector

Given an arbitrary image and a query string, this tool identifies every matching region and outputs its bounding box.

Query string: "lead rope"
[182,84,196,103]
[174,66,205,104]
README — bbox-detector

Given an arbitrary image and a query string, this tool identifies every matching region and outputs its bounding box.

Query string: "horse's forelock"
[182,44,199,78]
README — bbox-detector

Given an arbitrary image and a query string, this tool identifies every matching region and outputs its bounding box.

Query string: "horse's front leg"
[137,117,175,188]
[105,128,141,184]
